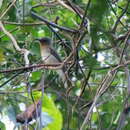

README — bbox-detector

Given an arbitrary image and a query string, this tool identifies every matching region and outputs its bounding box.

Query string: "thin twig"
[0,63,65,73]
[31,11,78,34]
[0,27,19,39]
[0,21,30,65]
[112,0,130,32]
[0,0,17,19]
[2,21,45,26]
[80,0,91,28]
[106,0,127,31]
[0,21,21,51]
[0,71,23,88]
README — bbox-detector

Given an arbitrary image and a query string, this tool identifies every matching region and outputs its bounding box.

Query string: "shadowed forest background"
[0,0,130,130]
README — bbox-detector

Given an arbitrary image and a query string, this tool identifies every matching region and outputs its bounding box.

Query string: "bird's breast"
[41,51,59,64]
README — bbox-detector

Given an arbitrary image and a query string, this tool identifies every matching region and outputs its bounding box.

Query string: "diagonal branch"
[31,11,78,34]
[0,0,17,19]
[112,0,130,32]
[0,21,30,66]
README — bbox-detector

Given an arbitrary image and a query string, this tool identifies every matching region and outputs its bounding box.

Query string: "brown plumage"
[36,37,67,88]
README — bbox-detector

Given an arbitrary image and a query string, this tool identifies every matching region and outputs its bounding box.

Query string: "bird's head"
[35,37,51,46]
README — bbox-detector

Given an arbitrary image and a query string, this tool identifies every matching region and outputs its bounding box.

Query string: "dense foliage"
[0,0,130,130]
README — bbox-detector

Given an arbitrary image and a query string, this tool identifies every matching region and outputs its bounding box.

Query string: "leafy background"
[0,0,130,130]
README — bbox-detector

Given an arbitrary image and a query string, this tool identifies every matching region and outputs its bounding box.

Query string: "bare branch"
[0,63,65,73]
[31,11,78,34]
[0,0,17,19]
[0,21,30,65]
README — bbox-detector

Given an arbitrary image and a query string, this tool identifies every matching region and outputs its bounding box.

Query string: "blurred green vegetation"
[0,0,130,130]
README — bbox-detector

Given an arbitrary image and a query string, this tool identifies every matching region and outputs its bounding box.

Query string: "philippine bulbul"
[36,37,68,88]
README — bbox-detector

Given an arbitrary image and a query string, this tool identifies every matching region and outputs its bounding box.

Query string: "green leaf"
[30,71,42,82]
[80,50,99,69]
[0,50,5,63]
[89,0,108,24]
[32,92,63,130]
[0,121,6,130]
[42,94,63,130]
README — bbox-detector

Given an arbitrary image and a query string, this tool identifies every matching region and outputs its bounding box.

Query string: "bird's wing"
[49,47,66,72]
[49,47,62,62]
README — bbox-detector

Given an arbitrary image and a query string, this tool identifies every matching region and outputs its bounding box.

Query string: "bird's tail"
[57,69,68,88]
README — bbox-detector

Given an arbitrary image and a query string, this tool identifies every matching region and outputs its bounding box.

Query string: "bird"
[36,37,68,88]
